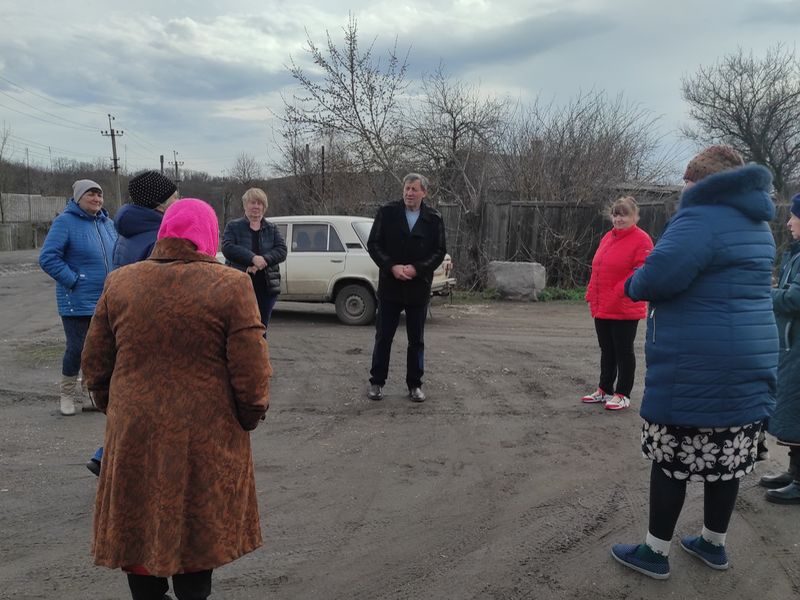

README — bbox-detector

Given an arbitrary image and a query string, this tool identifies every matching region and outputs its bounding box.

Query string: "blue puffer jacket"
[769,240,800,443]
[39,199,117,316]
[112,203,163,268]
[625,164,778,427]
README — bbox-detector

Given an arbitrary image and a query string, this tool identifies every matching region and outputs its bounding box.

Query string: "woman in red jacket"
[582,196,653,410]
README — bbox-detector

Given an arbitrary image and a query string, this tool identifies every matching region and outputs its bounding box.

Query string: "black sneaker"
[86,458,101,477]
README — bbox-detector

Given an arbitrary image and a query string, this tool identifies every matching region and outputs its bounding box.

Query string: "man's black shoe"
[367,384,384,401]
[86,458,101,477]
[766,481,800,504]
[409,387,426,402]
[760,471,795,489]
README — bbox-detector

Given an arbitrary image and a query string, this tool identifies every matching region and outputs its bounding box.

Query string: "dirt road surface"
[1,249,799,599]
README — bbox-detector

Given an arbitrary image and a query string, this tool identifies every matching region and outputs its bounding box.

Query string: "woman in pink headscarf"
[82,199,272,600]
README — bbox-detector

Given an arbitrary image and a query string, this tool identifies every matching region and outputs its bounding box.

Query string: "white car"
[220,215,455,325]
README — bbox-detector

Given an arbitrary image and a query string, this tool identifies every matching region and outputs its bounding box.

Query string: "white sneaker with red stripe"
[581,388,611,404]
[605,393,631,410]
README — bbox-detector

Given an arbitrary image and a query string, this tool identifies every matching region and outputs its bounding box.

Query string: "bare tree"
[682,44,800,197]
[407,67,510,286]
[272,117,370,214]
[497,91,668,287]
[274,17,672,289]
[222,153,264,223]
[229,152,262,186]
[283,14,409,182]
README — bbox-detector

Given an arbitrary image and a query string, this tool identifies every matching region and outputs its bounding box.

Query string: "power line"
[124,129,159,152]
[0,74,108,116]
[0,88,97,130]
[8,133,101,159]
[0,100,98,132]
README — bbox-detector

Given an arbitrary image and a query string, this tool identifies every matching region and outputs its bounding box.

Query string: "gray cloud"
[412,10,615,74]
[0,1,796,176]
[743,1,800,24]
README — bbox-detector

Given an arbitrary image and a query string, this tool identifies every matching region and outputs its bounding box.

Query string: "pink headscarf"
[157,198,219,257]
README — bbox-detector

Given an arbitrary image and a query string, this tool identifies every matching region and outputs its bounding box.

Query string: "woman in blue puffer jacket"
[39,180,117,416]
[610,146,778,579]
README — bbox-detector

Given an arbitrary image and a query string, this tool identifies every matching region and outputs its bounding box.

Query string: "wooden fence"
[440,191,795,288]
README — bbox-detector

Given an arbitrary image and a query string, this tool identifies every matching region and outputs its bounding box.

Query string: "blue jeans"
[369,299,427,389]
[61,316,92,376]
[255,292,278,334]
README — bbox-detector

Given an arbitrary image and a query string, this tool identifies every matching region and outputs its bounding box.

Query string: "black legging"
[648,462,740,541]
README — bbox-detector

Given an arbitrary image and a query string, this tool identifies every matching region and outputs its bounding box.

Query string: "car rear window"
[292,224,344,252]
[353,222,373,247]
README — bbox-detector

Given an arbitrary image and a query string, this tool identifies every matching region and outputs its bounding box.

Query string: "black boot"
[760,470,795,489]
[760,450,799,489]
[766,481,800,504]
[86,458,101,477]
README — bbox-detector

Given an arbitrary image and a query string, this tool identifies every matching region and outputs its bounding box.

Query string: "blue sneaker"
[680,535,729,570]
[611,543,670,580]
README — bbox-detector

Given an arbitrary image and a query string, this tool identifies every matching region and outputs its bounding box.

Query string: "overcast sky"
[1,0,797,180]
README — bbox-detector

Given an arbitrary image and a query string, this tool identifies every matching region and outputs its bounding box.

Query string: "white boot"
[59,375,78,416]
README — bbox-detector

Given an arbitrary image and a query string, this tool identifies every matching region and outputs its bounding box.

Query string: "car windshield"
[353,221,373,247]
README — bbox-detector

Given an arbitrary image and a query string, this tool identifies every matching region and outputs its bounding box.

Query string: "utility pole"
[169,150,184,193]
[321,145,325,205]
[160,154,165,175]
[101,113,123,215]
[26,148,31,221]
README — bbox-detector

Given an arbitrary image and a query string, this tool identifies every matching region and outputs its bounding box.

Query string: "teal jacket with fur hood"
[625,164,778,427]
[769,239,800,443]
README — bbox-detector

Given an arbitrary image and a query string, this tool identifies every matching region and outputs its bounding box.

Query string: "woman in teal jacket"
[760,192,800,504]
[610,146,778,579]
[39,180,116,416]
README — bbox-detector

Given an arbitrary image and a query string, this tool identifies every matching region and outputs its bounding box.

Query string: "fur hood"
[680,163,775,222]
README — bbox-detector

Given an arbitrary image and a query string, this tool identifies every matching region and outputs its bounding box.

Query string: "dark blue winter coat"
[39,199,117,316]
[769,240,800,443]
[222,217,287,296]
[625,164,778,427]
[112,203,163,268]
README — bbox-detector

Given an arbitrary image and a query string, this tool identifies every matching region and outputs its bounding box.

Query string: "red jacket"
[585,225,653,320]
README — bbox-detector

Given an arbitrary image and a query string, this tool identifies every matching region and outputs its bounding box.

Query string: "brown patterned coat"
[81,237,271,576]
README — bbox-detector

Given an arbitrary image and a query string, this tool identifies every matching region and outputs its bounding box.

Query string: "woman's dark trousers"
[127,570,212,600]
[594,318,638,396]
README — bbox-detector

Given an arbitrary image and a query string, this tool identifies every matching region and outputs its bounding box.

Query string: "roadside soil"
[1,249,798,600]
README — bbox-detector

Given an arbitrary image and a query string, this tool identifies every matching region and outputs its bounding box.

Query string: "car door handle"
[330,259,344,263]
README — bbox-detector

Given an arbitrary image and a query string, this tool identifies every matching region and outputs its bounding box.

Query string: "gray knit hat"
[128,171,177,209]
[72,179,103,202]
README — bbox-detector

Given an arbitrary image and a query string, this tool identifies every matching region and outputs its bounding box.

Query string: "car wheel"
[335,284,376,326]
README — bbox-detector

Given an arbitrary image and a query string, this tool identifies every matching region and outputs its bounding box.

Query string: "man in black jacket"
[367,173,447,402]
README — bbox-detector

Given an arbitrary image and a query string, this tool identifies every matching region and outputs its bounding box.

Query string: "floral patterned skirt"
[641,420,763,482]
